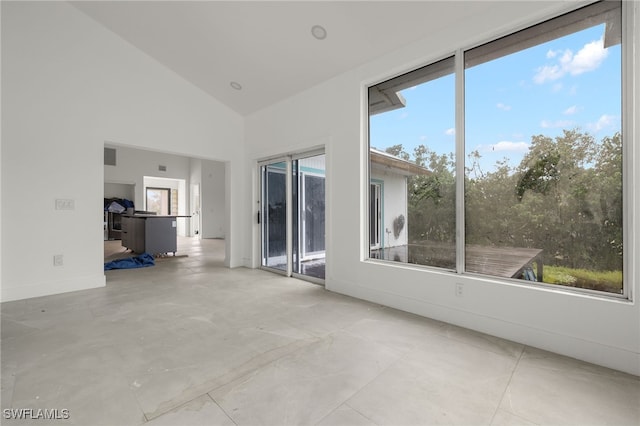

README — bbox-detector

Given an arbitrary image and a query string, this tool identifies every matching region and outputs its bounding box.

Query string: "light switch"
[55,199,75,210]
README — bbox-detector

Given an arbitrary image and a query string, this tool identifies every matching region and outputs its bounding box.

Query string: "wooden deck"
[371,243,543,281]
[465,245,543,282]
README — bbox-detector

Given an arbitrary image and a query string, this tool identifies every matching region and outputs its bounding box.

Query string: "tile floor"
[1,237,639,426]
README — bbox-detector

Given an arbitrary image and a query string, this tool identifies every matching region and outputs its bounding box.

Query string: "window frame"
[145,187,171,215]
[364,0,635,301]
[369,180,383,250]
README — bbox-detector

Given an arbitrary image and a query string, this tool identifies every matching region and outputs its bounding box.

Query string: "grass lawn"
[544,265,623,294]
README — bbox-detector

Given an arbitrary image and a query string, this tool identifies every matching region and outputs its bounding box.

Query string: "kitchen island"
[121,215,188,256]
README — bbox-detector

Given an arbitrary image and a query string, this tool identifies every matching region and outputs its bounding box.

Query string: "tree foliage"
[391,129,623,289]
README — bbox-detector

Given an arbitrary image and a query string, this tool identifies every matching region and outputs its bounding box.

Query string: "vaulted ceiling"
[71,1,532,116]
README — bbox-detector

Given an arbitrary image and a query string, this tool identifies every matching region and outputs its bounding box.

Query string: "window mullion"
[455,49,465,275]
[286,156,293,277]
[621,0,635,301]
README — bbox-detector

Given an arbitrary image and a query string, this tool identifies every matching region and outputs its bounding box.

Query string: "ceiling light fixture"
[230,81,242,90]
[311,25,327,40]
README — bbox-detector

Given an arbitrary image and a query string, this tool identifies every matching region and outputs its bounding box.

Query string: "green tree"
[501,129,621,280]
[384,144,410,161]
[383,129,622,289]
[407,145,455,245]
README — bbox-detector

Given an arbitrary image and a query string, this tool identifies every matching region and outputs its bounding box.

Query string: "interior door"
[191,183,200,237]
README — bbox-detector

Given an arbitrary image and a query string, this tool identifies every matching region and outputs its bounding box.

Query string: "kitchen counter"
[121,215,189,255]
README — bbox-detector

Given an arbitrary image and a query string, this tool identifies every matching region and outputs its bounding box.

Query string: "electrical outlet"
[455,283,464,297]
[53,254,64,266]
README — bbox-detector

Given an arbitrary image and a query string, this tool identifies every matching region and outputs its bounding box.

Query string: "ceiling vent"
[158,165,167,172]
[104,147,116,166]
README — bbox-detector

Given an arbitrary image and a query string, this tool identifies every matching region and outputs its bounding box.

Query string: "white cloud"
[563,105,578,115]
[496,103,511,111]
[419,135,427,141]
[533,64,564,84]
[587,114,618,132]
[398,112,409,120]
[570,39,609,75]
[488,141,529,152]
[540,119,574,129]
[546,49,561,59]
[533,38,608,84]
[552,83,563,93]
[445,128,455,136]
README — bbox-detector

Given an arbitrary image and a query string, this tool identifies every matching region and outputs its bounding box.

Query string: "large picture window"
[369,57,456,269]
[367,0,626,296]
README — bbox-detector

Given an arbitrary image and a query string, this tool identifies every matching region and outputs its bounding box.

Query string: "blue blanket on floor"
[104,253,155,271]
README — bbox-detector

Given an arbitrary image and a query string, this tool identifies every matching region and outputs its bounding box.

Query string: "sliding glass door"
[293,154,326,279]
[260,151,325,281]
[261,160,288,272]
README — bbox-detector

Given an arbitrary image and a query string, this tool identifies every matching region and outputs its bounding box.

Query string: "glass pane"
[292,160,299,272]
[368,57,456,269]
[304,174,325,254]
[146,188,170,215]
[293,154,326,279]
[262,162,287,271]
[464,3,622,293]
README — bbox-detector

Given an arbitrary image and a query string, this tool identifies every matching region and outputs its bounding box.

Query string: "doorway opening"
[103,143,227,268]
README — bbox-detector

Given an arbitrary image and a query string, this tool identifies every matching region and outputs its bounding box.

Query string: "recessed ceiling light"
[311,25,327,40]
[230,81,242,90]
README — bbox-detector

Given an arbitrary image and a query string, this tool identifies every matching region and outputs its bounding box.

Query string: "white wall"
[189,158,203,237]
[104,182,135,201]
[245,2,640,375]
[1,1,245,301]
[188,158,225,239]
[104,144,191,210]
[199,160,225,239]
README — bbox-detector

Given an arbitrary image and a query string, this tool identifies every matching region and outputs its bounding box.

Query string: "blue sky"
[369,23,622,173]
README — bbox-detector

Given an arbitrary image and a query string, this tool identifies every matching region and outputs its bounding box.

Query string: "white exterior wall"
[245,2,640,375]
[1,1,245,302]
[370,169,407,248]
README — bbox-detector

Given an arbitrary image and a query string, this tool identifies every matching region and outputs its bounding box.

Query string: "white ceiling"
[71,1,508,116]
